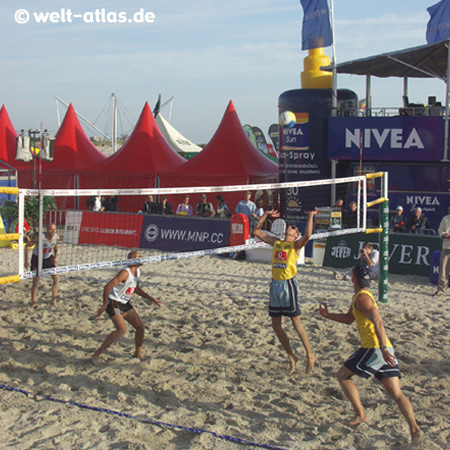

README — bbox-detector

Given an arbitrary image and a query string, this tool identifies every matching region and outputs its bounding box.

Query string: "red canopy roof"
[0,106,29,169]
[40,104,106,171]
[160,100,278,187]
[80,102,185,176]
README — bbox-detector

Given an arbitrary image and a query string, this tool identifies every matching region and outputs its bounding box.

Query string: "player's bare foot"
[288,355,299,375]
[51,301,58,309]
[306,354,315,374]
[30,302,37,308]
[411,428,424,444]
[347,414,367,426]
[133,352,143,359]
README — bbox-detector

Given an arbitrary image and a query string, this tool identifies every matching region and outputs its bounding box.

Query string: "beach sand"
[0,254,449,449]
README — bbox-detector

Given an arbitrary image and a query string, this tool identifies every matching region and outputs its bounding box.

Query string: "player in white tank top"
[25,223,60,308]
[91,250,162,360]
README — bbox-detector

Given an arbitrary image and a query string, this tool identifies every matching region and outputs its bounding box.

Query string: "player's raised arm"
[252,210,280,246]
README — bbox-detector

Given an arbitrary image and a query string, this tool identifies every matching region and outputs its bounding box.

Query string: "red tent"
[159,100,279,211]
[77,102,186,211]
[0,105,29,170]
[42,103,107,172]
[13,104,108,196]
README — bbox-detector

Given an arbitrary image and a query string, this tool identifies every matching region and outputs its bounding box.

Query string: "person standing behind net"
[433,205,450,297]
[176,194,193,216]
[319,263,423,444]
[158,196,173,215]
[194,194,215,217]
[214,195,231,218]
[24,223,59,308]
[253,208,318,375]
[143,195,158,214]
[91,251,162,360]
[234,191,257,221]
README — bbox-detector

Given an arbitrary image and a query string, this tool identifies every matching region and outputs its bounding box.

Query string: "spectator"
[335,198,344,209]
[194,194,215,217]
[103,195,119,212]
[86,196,95,210]
[234,190,257,222]
[15,219,32,243]
[433,206,450,297]
[389,205,407,232]
[93,195,104,212]
[343,201,358,228]
[158,196,173,215]
[143,195,158,214]
[215,195,231,218]
[255,198,265,219]
[406,207,429,233]
[176,194,193,216]
[334,242,379,281]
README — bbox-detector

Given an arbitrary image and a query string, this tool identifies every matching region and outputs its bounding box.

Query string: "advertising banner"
[328,116,444,161]
[78,212,143,248]
[323,232,441,277]
[139,216,230,252]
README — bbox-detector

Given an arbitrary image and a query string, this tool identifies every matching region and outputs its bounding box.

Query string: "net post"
[18,189,25,278]
[378,174,389,303]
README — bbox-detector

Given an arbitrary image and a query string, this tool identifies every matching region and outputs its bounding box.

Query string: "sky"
[0,0,446,145]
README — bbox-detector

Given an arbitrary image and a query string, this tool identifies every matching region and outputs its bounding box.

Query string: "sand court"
[0,254,449,449]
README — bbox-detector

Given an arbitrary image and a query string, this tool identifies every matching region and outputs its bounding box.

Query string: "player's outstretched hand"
[319,302,329,318]
[95,306,106,319]
[148,296,162,307]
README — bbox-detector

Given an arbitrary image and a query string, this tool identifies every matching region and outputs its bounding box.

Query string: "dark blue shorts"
[344,347,401,381]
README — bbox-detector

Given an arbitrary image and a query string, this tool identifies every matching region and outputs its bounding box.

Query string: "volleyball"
[279,111,296,128]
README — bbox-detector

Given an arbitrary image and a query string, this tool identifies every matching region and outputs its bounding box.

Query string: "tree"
[0,196,57,232]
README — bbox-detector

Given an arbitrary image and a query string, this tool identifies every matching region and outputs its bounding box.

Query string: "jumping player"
[253,208,318,375]
[91,250,161,360]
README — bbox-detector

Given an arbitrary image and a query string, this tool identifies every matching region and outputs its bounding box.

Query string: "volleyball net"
[0,172,388,284]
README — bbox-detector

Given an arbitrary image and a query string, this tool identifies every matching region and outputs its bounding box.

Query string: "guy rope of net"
[0,173,388,302]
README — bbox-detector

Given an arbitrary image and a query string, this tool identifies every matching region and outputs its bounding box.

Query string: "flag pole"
[330,0,337,117]
[329,0,338,205]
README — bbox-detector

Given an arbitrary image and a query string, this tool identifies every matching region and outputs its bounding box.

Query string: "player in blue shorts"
[253,208,318,375]
[319,263,423,444]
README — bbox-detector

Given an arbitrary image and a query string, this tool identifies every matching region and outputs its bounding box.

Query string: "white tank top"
[109,267,140,304]
[32,233,58,259]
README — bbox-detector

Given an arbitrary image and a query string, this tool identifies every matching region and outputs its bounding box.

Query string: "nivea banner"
[139,216,230,251]
[328,117,444,161]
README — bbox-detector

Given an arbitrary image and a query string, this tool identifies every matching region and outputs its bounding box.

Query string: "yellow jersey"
[352,289,392,349]
[271,241,298,280]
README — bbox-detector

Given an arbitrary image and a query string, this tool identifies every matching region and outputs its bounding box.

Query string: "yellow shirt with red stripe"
[352,288,392,349]
[271,241,298,280]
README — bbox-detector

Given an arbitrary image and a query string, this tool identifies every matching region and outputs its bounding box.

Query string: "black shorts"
[106,299,134,318]
[31,254,56,271]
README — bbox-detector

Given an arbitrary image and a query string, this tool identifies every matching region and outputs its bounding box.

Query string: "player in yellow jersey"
[319,263,423,444]
[253,208,318,375]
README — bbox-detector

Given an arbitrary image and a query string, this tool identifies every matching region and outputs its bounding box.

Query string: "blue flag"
[426,0,450,44]
[300,0,332,50]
